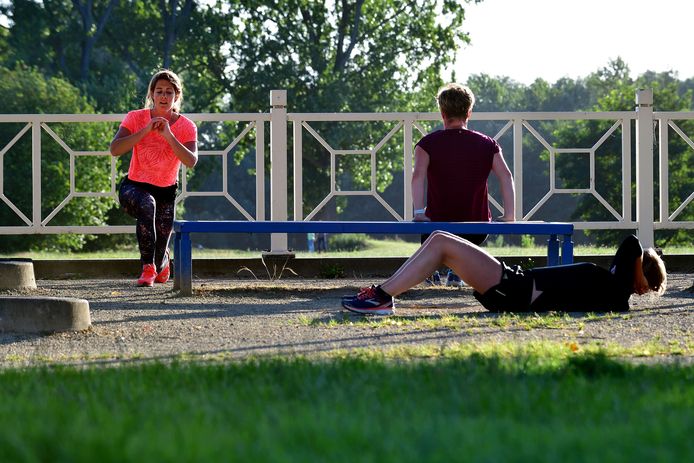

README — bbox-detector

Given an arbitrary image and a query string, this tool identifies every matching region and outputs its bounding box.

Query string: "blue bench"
[172,220,574,295]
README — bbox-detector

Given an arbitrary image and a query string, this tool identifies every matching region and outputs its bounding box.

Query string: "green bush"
[0,64,118,252]
[520,235,535,248]
[327,233,369,252]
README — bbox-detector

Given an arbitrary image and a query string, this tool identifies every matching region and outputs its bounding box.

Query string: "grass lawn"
[1,344,692,462]
[3,236,693,260]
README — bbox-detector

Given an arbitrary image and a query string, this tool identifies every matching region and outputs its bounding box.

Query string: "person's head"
[436,83,475,121]
[145,69,183,113]
[640,248,667,295]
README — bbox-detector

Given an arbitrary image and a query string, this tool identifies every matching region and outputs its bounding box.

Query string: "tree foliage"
[0,65,116,251]
[0,2,692,248]
[466,60,693,246]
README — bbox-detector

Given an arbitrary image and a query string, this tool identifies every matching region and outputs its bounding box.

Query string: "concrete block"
[0,260,37,290]
[0,297,91,333]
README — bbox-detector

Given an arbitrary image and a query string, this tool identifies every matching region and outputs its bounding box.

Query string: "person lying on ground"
[341,232,667,316]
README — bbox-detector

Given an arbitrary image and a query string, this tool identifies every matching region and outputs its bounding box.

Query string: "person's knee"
[430,230,455,244]
[428,231,454,252]
[135,196,156,219]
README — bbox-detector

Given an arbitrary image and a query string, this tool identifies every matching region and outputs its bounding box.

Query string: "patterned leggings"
[119,181,175,270]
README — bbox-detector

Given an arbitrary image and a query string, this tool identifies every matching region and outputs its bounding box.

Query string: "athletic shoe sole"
[343,305,394,316]
[341,297,395,316]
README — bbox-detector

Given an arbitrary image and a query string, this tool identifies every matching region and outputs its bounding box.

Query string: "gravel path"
[1,273,692,366]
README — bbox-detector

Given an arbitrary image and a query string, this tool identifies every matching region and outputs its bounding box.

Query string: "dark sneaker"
[426,270,442,286]
[446,270,463,288]
[342,285,394,316]
[137,264,157,287]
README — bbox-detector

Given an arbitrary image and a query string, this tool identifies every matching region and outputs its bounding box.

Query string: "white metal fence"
[0,89,692,249]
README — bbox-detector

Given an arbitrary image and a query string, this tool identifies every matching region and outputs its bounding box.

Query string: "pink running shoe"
[155,254,170,284]
[137,264,157,287]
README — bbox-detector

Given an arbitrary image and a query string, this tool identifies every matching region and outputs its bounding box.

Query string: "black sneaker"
[342,285,394,316]
[446,270,463,288]
[425,270,442,286]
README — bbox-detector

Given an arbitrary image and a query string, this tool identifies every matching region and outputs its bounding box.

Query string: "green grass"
[0,344,692,462]
[3,237,693,260]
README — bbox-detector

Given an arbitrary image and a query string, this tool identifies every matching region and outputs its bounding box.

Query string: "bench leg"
[547,234,559,266]
[178,232,193,296]
[561,234,574,264]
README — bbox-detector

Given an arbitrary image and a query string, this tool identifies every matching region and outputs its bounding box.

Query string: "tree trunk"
[71,0,116,82]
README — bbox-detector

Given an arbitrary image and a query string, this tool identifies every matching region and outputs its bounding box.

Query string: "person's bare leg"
[381,231,503,297]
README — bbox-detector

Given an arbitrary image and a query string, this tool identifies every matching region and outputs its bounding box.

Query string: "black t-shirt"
[527,235,643,312]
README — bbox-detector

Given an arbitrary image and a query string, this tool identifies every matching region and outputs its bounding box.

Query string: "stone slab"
[0,297,91,333]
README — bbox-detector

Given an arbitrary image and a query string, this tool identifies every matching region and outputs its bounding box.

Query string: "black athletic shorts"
[420,233,487,246]
[119,175,178,203]
[473,261,534,312]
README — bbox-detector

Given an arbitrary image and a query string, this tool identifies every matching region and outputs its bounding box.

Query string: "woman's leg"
[119,183,156,265]
[381,231,503,297]
[154,198,175,271]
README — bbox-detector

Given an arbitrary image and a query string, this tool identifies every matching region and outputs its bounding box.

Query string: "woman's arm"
[411,145,430,222]
[159,119,198,168]
[109,117,163,156]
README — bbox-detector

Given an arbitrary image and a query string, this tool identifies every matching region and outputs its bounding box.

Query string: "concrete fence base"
[20,254,694,280]
[0,260,37,290]
[0,297,91,333]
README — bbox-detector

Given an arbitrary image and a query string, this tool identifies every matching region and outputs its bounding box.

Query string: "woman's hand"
[148,117,171,137]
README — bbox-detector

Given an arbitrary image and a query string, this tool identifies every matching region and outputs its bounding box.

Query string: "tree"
[159,0,194,69]
[0,64,117,251]
[71,0,118,81]
[202,0,473,217]
[551,63,693,246]
[0,18,8,65]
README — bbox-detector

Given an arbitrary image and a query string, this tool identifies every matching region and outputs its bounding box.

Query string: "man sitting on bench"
[412,83,515,286]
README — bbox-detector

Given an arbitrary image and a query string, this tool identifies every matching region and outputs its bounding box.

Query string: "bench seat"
[172,220,574,296]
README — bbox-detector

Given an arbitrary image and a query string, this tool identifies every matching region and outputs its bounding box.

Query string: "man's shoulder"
[466,128,496,142]
[418,128,444,141]
[421,128,496,142]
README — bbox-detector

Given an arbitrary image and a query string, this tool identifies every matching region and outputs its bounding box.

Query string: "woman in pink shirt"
[110,70,198,286]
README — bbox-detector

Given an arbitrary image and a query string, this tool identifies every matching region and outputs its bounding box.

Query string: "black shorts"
[119,175,178,203]
[473,262,534,312]
[420,233,488,245]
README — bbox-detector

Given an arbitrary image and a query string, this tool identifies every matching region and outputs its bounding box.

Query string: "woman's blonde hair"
[436,83,475,120]
[642,248,667,295]
[145,69,183,112]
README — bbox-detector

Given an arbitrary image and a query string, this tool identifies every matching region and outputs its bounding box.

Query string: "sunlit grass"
[0,344,692,462]
[296,311,643,333]
[2,236,692,260]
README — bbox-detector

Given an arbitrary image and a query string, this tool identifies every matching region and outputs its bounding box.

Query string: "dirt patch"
[1,273,692,366]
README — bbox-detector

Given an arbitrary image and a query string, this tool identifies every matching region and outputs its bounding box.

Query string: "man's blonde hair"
[436,83,475,120]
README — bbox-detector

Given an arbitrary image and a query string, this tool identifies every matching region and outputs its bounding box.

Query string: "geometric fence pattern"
[1,100,692,245]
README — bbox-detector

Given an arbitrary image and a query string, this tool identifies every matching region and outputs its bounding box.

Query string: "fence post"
[513,119,523,219]
[403,118,413,220]
[32,119,41,231]
[269,90,289,252]
[635,89,654,248]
